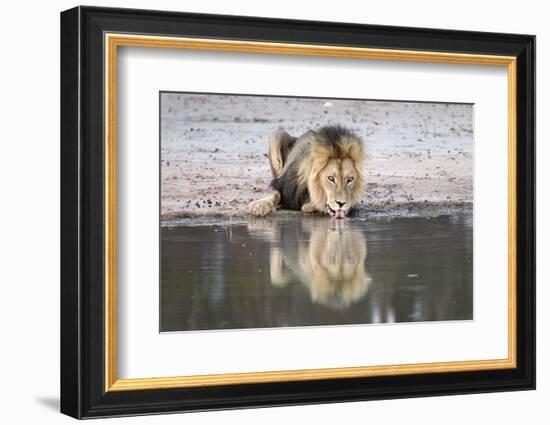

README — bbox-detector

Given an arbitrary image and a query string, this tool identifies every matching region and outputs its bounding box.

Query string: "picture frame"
[60,5,535,419]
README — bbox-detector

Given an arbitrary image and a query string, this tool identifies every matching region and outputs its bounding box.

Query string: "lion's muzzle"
[327,205,347,219]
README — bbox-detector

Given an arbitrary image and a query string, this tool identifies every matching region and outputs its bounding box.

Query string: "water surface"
[160,214,473,332]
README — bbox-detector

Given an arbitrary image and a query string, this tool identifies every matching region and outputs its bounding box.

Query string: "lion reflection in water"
[248,217,371,309]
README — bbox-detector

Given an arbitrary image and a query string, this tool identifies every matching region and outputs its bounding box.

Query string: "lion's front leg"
[248,190,281,216]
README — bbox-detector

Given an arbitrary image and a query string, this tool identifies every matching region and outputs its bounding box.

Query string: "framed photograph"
[60,6,535,419]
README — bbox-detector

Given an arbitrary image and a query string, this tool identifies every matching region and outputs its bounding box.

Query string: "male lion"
[247,125,366,218]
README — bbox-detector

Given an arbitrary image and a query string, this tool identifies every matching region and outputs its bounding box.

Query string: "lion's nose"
[336,201,346,208]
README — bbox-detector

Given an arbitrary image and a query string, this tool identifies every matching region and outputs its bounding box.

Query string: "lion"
[247,217,371,309]
[247,125,366,218]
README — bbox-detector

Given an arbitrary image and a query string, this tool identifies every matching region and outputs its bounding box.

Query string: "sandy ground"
[160,93,473,220]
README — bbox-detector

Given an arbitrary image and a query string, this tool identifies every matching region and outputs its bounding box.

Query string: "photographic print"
[160,93,474,333]
[61,9,535,417]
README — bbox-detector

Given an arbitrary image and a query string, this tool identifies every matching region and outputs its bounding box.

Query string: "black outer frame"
[60,5,535,419]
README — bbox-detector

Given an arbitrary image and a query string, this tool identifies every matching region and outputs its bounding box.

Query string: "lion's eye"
[347,176,354,184]
[327,176,335,183]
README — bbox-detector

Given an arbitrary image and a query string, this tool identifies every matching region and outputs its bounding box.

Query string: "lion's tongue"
[334,210,346,219]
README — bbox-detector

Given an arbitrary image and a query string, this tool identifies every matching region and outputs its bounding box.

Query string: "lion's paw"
[301,202,317,213]
[248,199,274,216]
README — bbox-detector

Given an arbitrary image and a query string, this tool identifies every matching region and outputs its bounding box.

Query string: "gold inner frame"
[104,33,518,392]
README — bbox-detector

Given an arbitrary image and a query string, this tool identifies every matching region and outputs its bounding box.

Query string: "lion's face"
[318,157,361,219]
[304,129,366,218]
